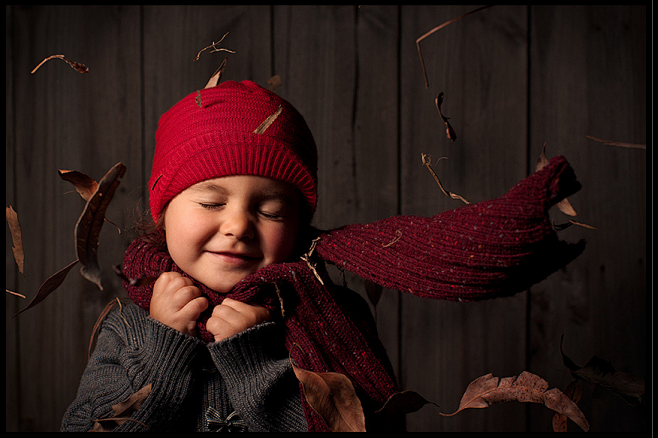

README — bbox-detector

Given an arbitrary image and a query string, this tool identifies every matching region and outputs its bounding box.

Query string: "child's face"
[163,175,301,292]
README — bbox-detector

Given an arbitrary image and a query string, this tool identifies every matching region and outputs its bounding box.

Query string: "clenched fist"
[206,298,271,343]
[150,272,209,337]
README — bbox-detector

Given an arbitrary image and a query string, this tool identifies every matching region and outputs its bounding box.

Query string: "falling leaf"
[560,335,644,406]
[534,144,577,216]
[552,380,582,432]
[204,57,228,89]
[112,265,158,287]
[31,54,88,74]
[375,390,439,417]
[193,32,235,62]
[14,259,79,317]
[267,74,283,92]
[253,104,283,134]
[435,92,457,142]
[91,384,152,431]
[290,349,366,432]
[552,219,597,231]
[364,280,383,308]
[416,5,493,88]
[6,290,26,299]
[58,169,99,201]
[440,371,590,432]
[60,168,122,234]
[75,162,126,290]
[421,154,470,204]
[585,135,645,150]
[6,205,25,274]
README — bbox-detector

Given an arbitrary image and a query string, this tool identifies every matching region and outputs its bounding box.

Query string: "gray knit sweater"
[61,304,307,432]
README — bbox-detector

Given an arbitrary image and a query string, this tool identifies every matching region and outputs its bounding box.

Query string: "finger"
[180,296,209,321]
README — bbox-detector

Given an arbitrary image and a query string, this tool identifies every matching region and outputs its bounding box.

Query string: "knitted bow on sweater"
[122,155,584,431]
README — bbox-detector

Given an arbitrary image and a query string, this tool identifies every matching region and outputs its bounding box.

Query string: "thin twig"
[416,5,492,88]
[31,54,89,74]
[585,135,646,150]
[421,154,470,204]
[193,32,235,61]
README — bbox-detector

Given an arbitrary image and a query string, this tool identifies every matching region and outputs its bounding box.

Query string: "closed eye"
[200,203,225,210]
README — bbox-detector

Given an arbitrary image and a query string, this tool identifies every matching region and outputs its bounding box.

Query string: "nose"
[220,208,255,241]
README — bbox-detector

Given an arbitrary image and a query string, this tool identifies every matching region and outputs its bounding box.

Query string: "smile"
[207,251,262,266]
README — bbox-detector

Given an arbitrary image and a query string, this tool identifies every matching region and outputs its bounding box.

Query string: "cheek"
[165,212,212,259]
[261,224,298,262]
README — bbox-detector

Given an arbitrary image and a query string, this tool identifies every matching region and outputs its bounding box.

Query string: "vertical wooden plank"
[6,5,20,433]
[272,5,402,371]
[142,5,273,190]
[7,5,142,431]
[528,5,647,432]
[399,5,529,431]
[352,5,401,376]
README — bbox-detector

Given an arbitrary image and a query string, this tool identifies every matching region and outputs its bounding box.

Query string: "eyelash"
[199,203,283,220]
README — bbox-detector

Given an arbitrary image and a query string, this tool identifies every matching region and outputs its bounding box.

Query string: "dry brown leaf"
[204,57,228,89]
[253,104,283,134]
[534,144,577,216]
[435,92,457,142]
[375,390,439,417]
[31,54,88,74]
[91,383,152,431]
[552,219,597,231]
[552,380,583,432]
[6,205,25,274]
[75,162,126,290]
[585,135,646,150]
[290,350,366,432]
[421,154,470,204]
[58,169,99,201]
[6,289,26,298]
[267,74,283,92]
[14,259,79,317]
[440,371,590,432]
[416,6,492,88]
[560,336,644,406]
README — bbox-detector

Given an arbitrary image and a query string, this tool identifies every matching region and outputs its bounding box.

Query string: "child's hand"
[206,298,271,343]
[150,272,209,337]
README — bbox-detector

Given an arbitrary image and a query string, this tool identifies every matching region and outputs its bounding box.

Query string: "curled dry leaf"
[204,57,228,89]
[31,54,88,74]
[435,92,457,142]
[375,390,439,417]
[416,5,493,88]
[440,371,590,432]
[534,144,577,216]
[91,383,152,431]
[6,205,25,274]
[290,348,366,432]
[267,74,283,93]
[552,380,583,432]
[560,335,644,406]
[58,169,99,201]
[60,168,122,233]
[421,154,470,204]
[585,135,646,150]
[75,162,126,290]
[14,259,79,317]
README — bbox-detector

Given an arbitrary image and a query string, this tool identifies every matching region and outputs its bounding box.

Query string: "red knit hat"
[149,80,318,223]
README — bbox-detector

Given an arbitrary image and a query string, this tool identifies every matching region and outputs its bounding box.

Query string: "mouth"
[207,251,262,265]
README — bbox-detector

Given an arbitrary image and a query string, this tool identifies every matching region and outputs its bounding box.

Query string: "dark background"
[6,5,649,432]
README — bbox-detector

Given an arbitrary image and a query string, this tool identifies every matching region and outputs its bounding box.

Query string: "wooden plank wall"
[6,5,648,432]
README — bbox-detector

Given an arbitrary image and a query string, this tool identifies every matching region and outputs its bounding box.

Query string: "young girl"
[61,80,584,432]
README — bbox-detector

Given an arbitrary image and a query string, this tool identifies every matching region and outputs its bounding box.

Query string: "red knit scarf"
[121,156,584,431]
